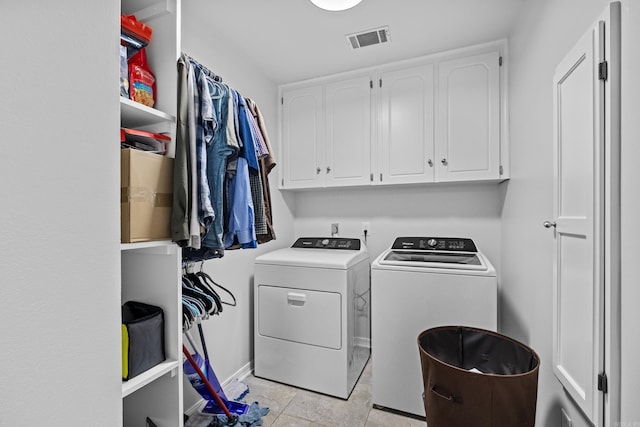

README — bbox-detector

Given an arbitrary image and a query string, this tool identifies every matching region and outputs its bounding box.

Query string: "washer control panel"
[292,237,361,250]
[391,237,477,252]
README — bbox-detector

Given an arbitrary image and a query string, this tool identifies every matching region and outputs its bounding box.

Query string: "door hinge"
[370,173,373,182]
[379,79,382,88]
[598,372,608,394]
[499,56,503,66]
[281,97,284,105]
[379,173,383,181]
[499,165,504,175]
[599,61,608,81]
[370,80,373,89]
[281,178,284,186]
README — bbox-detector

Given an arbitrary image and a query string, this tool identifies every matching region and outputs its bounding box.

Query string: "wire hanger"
[196,264,237,307]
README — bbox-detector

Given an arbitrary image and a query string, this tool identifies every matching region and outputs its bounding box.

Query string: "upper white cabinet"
[377,64,435,185]
[282,85,324,188]
[435,51,501,182]
[279,42,508,189]
[325,75,372,187]
[281,75,372,188]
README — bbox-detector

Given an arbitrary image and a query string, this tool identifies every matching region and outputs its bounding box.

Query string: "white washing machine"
[253,237,370,399]
[371,237,497,417]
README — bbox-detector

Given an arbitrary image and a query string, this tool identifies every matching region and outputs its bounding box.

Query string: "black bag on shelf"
[122,301,166,381]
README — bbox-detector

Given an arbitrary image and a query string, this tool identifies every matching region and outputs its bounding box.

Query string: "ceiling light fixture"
[310,0,362,12]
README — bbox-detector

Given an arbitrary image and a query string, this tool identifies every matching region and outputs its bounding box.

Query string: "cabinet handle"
[326,166,331,173]
[441,158,448,166]
[316,167,321,174]
[427,159,433,167]
[543,221,557,229]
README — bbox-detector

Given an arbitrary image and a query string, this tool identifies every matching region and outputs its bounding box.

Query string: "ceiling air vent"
[346,26,390,50]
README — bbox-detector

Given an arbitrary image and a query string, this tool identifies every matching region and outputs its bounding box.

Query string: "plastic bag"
[129,48,156,107]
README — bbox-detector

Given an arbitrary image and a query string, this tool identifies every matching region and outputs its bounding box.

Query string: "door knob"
[441,158,448,166]
[316,167,321,174]
[326,166,331,173]
[427,159,433,167]
[543,221,557,229]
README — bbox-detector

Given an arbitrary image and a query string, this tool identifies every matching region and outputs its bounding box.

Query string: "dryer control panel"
[391,237,477,252]
[292,237,361,250]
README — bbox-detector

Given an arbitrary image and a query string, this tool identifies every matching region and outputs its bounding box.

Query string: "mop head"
[185,402,269,427]
[223,378,250,401]
[202,398,251,416]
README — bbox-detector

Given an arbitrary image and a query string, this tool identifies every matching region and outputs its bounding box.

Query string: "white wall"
[180,4,295,410]
[0,2,122,426]
[502,0,631,426]
[293,183,503,268]
[619,1,640,424]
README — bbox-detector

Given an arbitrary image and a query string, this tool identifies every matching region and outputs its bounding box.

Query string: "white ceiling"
[184,0,526,85]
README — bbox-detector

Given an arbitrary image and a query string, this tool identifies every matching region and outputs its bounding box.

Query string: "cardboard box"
[121,148,173,243]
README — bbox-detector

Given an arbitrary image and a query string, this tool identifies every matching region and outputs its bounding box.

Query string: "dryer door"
[257,285,342,350]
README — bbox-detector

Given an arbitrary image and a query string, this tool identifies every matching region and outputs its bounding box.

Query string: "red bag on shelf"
[129,48,156,108]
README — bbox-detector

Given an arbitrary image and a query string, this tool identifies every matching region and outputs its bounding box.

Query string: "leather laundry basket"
[418,326,540,427]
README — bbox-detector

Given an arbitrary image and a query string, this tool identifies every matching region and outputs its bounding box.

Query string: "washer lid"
[378,250,486,270]
[373,236,493,272]
[383,250,482,266]
[255,238,369,269]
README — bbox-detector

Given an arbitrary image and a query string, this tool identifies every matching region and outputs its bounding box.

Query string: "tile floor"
[241,360,426,427]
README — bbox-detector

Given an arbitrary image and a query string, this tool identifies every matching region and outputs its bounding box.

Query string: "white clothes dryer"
[253,237,370,399]
[371,237,497,417]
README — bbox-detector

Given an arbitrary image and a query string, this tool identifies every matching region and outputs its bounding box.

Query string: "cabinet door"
[377,65,435,185]
[325,76,372,187]
[282,85,324,188]
[436,52,501,181]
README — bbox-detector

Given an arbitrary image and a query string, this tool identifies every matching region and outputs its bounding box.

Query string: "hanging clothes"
[173,53,276,262]
[231,90,263,246]
[246,98,277,244]
[172,55,192,246]
[195,67,216,233]
[224,156,257,248]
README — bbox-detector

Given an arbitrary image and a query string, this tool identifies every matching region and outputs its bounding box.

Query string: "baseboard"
[184,400,204,417]
[227,360,253,382]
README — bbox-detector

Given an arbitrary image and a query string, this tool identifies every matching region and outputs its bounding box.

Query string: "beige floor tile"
[282,384,372,427]
[258,409,279,427]
[239,359,394,427]
[242,375,298,414]
[271,413,326,427]
[365,408,426,427]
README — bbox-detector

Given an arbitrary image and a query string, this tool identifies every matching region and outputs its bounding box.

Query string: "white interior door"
[551,21,604,425]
